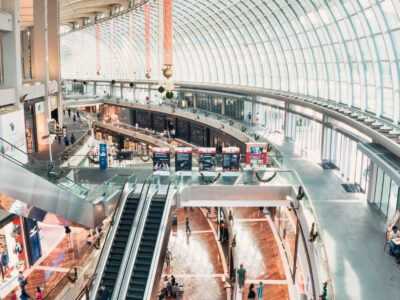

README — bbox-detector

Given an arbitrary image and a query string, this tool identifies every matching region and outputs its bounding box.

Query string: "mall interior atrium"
[1,0,400,299]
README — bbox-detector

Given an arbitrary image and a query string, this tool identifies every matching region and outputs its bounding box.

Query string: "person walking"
[257,282,264,300]
[99,285,110,300]
[64,226,72,243]
[10,291,17,300]
[57,135,61,145]
[70,134,76,145]
[64,135,70,147]
[165,248,172,268]
[35,287,43,300]
[20,290,30,300]
[248,283,256,299]
[185,217,191,234]
[173,283,180,300]
[68,108,71,118]
[73,115,76,123]
[18,271,27,292]
[237,264,246,291]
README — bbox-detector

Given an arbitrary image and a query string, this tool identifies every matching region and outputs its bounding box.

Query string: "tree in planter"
[158,86,165,93]
[129,82,135,88]
[83,81,87,85]
[111,80,116,85]
[319,281,328,300]
[166,91,174,99]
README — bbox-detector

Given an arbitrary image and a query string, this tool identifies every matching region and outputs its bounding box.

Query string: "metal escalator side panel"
[0,155,95,227]
[143,191,177,300]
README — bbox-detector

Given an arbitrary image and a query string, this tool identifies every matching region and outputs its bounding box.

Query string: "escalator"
[0,136,132,227]
[97,194,141,296]
[125,194,167,299]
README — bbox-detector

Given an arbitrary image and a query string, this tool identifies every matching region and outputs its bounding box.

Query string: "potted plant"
[166,91,174,99]
[158,86,165,93]
[111,80,116,85]
[129,82,135,88]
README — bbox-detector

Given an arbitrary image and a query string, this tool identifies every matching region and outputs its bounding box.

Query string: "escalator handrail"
[88,173,138,300]
[143,175,177,300]
[0,136,89,193]
[114,175,161,300]
[111,175,159,299]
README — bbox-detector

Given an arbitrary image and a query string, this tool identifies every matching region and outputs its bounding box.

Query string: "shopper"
[18,271,27,292]
[73,115,76,123]
[10,291,17,300]
[248,283,256,299]
[237,264,246,291]
[20,290,30,300]
[163,276,169,295]
[165,248,172,268]
[173,283,180,300]
[64,135,70,146]
[157,290,164,300]
[68,109,71,118]
[35,287,43,300]
[70,134,76,145]
[57,135,61,144]
[185,217,191,234]
[389,225,400,255]
[86,234,93,247]
[171,275,176,286]
[248,112,252,123]
[257,282,264,300]
[99,285,110,300]
[64,226,72,243]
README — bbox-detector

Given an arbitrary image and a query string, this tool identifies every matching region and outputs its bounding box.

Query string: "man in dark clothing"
[99,285,110,300]
[68,109,71,118]
[70,134,76,145]
[185,217,191,234]
[64,136,70,146]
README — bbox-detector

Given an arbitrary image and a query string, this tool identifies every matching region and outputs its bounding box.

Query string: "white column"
[32,0,50,119]
[1,0,22,107]
[284,101,290,138]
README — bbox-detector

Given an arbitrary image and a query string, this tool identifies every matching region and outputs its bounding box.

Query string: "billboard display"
[153,147,170,173]
[199,148,217,172]
[175,148,192,171]
[245,142,267,168]
[222,147,240,172]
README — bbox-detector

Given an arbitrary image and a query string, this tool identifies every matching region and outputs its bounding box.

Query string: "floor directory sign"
[99,143,108,169]
[245,142,267,169]
[199,148,217,172]
[175,147,192,172]
[222,147,240,172]
[153,147,170,174]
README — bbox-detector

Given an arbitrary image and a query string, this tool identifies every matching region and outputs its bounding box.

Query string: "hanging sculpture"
[163,0,173,79]
[145,4,151,79]
[96,24,100,75]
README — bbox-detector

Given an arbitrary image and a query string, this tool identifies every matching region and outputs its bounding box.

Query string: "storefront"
[0,216,29,294]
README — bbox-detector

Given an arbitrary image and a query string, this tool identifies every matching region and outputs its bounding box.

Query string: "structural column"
[1,0,22,107]
[320,114,328,161]
[284,101,290,138]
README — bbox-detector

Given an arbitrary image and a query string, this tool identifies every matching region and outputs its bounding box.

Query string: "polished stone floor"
[232,207,290,300]
[4,226,97,299]
[154,207,227,299]
[263,130,400,300]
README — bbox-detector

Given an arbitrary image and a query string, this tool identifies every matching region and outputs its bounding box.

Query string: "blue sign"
[99,143,108,169]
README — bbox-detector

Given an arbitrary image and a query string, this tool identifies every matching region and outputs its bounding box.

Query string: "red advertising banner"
[145,4,151,73]
[198,147,216,154]
[12,217,27,271]
[163,0,173,66]
[245,143,267,168]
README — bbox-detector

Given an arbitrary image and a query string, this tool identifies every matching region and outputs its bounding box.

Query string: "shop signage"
[11,217,27,271]
[99,143,108,169]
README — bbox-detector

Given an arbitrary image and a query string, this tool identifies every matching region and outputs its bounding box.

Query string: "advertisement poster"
[175,148,192,172]
[0,109,27,160]
[199,148,217,172]
[35,101,48,151]
[26,219,42,264]
[99,143,108,169]
[11,217,27,272]
[222,147,240,172]
[153,147,170,174]
[246,142,267,169]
